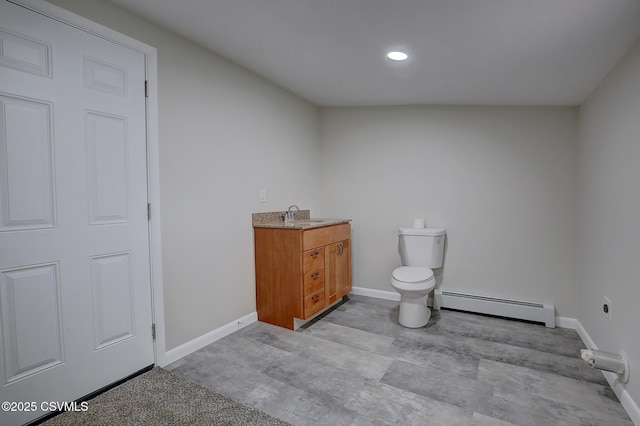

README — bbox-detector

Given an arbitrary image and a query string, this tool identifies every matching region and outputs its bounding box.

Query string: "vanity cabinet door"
[326,239,352,303]
[325,243,338,304]
[336,239,352,298]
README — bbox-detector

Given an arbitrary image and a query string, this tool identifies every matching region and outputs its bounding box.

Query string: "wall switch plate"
[603,296,612,320]
[259,188,267,203]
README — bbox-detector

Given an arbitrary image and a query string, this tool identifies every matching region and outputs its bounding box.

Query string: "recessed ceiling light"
[387,51,408,61]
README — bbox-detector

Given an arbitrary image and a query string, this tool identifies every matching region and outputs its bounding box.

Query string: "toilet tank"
[398,227,446,268]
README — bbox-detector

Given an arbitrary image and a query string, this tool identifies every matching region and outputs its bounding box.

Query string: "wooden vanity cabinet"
[254,223,351,329]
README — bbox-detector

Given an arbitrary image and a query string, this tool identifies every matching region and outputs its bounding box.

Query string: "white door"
[0,2,154,424]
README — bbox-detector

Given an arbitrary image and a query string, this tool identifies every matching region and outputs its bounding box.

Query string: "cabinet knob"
[311,272,320,278]
[311,251,320,258]
[311,294,320,300]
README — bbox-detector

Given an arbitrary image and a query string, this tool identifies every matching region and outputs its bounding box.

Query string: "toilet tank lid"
[399,227,446,236]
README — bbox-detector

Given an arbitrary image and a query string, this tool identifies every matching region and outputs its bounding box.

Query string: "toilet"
[390,227,446,328]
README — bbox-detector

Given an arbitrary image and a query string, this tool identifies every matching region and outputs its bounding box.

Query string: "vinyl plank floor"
[167,294,633,426]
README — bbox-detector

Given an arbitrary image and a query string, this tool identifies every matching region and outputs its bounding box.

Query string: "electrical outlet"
[603,297,612,320]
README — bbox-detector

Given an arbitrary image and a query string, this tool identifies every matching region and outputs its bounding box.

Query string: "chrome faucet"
[285,205,300,223]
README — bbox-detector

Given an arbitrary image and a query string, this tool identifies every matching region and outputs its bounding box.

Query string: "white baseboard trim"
[351,286,400,301]
[163,311,258,366]
[555,316,577,329]
[575,320,640,425]
[574,320,596,349]
[607,373,640,426]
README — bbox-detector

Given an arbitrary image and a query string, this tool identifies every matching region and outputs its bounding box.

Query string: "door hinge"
[152,323,156,340]
[147,203,151,220]
[145,80,149,98]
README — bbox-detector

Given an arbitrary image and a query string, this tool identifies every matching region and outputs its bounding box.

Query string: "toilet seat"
[392,266,434,284]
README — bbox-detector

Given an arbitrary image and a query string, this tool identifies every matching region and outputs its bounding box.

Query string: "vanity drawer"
[303,248,324,271]
[303,267,324,295]
[303,289,325,318]
[303,223,350,251]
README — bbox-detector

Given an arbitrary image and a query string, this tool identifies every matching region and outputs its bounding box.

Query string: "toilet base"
[398,294,431,328]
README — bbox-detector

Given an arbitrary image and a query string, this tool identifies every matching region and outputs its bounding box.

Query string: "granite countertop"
[252,210,350,229]
[254,218,351,230]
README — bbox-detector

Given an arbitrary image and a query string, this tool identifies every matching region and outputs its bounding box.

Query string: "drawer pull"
[311,251,320,258]
[311,272,320,278]
[311,294,320,301]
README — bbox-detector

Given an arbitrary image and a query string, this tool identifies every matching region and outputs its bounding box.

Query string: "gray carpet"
[42,367,291,425]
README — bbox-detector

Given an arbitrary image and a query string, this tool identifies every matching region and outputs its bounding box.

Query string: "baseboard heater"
[434,289,555,328]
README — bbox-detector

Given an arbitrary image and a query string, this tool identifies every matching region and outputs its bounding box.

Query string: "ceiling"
[109,0,640,107]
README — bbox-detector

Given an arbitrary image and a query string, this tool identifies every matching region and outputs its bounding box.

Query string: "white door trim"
[9,0,167,366]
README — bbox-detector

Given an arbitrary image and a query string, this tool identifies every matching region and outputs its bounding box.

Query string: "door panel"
[0,28,52,78]
[83,56,127,97]
[0,94,55,231]
[85,111,130,224]
[0,2,153,424]
[90,252,135,350]
[0,263,64,383]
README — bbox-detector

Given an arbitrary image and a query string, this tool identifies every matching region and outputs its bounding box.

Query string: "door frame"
[9,0,167,366]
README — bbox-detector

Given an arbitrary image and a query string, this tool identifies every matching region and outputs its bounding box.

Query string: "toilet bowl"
[391,266,436,328]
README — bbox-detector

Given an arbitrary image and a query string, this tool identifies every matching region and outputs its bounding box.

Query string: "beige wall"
[44,7,640,413]
[318,106,579,317]
[578,39,640,408]
[47,0,321,350]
